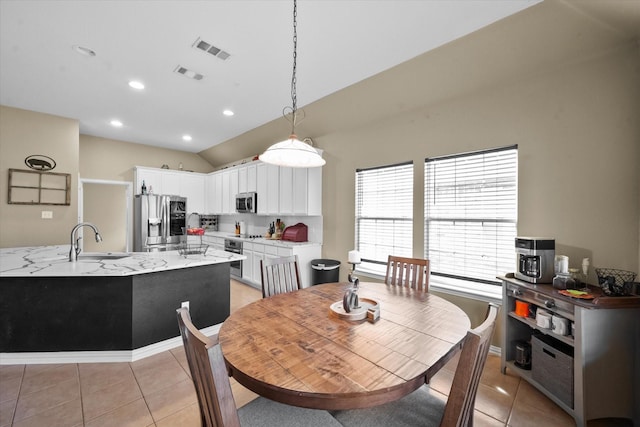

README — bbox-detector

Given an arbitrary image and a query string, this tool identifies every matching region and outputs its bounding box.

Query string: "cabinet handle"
[511,289,522,297]
[544,299,555,309]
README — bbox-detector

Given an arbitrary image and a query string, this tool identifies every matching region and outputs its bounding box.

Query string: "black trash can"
[311,259,341,285]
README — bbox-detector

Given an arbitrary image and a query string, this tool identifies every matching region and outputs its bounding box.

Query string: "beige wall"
[79,134,214,182]
[0,106,79,247]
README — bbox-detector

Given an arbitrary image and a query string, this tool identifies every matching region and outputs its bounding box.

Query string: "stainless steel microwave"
[235,192,257,213]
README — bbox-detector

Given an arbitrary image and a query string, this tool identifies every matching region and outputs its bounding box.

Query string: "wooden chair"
[176,307,342,427]
[332,303,499,427]
[260,255,302,298]
[385,255,430,291]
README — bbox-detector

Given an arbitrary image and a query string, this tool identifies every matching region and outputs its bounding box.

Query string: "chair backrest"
[260,255,303,298]
[176,307,241,427]
[385,255,430,291]
[440,303,499,427]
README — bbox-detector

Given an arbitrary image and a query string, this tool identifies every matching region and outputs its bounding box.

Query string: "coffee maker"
[515,237,555,284]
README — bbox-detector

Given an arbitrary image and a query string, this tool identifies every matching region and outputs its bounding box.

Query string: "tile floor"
[1,280,582,427]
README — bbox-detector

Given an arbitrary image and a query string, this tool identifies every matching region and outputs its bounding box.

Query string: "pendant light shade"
[259,0,325,168]
[259,134,325,168]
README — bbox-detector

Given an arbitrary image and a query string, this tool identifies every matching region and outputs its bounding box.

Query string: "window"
[355,162,413,276]
[424,146,517,286]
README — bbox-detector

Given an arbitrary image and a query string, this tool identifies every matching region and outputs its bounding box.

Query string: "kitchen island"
[0,246,245,363]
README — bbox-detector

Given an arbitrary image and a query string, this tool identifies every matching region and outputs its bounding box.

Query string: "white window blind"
[424,146,517,285]
[355,162,413,275]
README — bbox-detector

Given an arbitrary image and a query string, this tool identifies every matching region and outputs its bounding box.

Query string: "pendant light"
[259,0,325,168]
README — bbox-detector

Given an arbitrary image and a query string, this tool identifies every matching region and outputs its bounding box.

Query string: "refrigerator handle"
[162,196,169,241]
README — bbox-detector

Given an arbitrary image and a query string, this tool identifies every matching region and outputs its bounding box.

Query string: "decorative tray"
[329,298,379,321]
[558,289,595,300]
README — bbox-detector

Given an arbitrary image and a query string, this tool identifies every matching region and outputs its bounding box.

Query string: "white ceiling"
[0,0,543,153]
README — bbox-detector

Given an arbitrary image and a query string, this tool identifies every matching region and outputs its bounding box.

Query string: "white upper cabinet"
[220,168,239,214]
[206,172,223,214]
[134,167,163,195]
[254,162,321,216]
[180,173,205,214]
[134,166,206,213]
[161,171,181,195]
[229,168,238,213]
[193,160,322,216]
[221,171,230,214]
[246,163,257,192]
[256,162,280,215]
[279,166,294,214]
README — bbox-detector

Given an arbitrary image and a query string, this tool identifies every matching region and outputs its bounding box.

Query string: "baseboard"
[489,345,502,356]
[0,323,222,365]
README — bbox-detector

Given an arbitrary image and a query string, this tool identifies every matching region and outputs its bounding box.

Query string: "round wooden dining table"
[218,281,471,410]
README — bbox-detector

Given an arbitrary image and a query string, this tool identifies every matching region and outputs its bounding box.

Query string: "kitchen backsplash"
[218,215,323,243]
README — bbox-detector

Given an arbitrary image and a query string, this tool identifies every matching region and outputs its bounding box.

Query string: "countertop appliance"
[224,238,242,278]
[282,223,308,242]
[134,194,186,252]
[236,192,257,213]
[515,237,555,284]
[514,340,531,370]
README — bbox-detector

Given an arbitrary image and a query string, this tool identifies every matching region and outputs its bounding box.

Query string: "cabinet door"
[205,174,215,214]
[292,168,308,214]
[238,165,248,193]
[279,166,293,214]
[161,171,181,195]
[229,169,239,214]
[135,167,163,195]
[247,164,257,192]
[221,171,230,214]
[243,249,253,281]
[252,251,264,285]
[258,163,280,215]
[257,163,268,215]
[212,172,222,214]
[180,173,205,214]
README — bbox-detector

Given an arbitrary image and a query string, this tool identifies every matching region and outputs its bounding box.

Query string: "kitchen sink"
[78,253,131,261]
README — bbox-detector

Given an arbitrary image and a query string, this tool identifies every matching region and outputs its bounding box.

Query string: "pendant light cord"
[290,0,298,134]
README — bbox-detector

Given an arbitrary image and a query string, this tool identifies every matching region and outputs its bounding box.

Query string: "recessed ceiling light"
[223,109,234,117]
[182,135,192,142]
[110,120,123,127]
[128,80,145,90]
[72,45,96,57]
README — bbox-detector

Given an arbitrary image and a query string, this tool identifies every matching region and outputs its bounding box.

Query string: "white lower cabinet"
[237,241,321,289]
[202,236,224,253]
[243,242,254,282]
[251,244,265,286]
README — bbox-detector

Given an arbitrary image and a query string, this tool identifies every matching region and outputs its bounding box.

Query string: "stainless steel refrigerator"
[134,194,187,251]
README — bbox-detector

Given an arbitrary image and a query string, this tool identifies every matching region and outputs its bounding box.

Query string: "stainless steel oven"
[224,238,242,278]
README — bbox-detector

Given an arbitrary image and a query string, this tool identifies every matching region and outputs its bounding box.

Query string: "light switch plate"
[41,211,53,219]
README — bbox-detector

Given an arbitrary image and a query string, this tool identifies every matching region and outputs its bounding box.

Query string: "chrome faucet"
[69,222,103,262]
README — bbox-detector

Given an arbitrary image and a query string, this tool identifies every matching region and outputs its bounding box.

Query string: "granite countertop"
[203,230,321,248]
[0,245,246,277]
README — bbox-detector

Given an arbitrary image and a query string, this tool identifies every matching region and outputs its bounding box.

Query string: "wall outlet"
[41,211,53,219]
[181,301,189,310]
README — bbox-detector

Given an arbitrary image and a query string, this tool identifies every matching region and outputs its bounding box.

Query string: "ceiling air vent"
[193,37,231,60]
[174,65,204,81]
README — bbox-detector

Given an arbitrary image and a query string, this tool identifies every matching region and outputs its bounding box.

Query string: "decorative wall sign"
[24,155,56,171]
